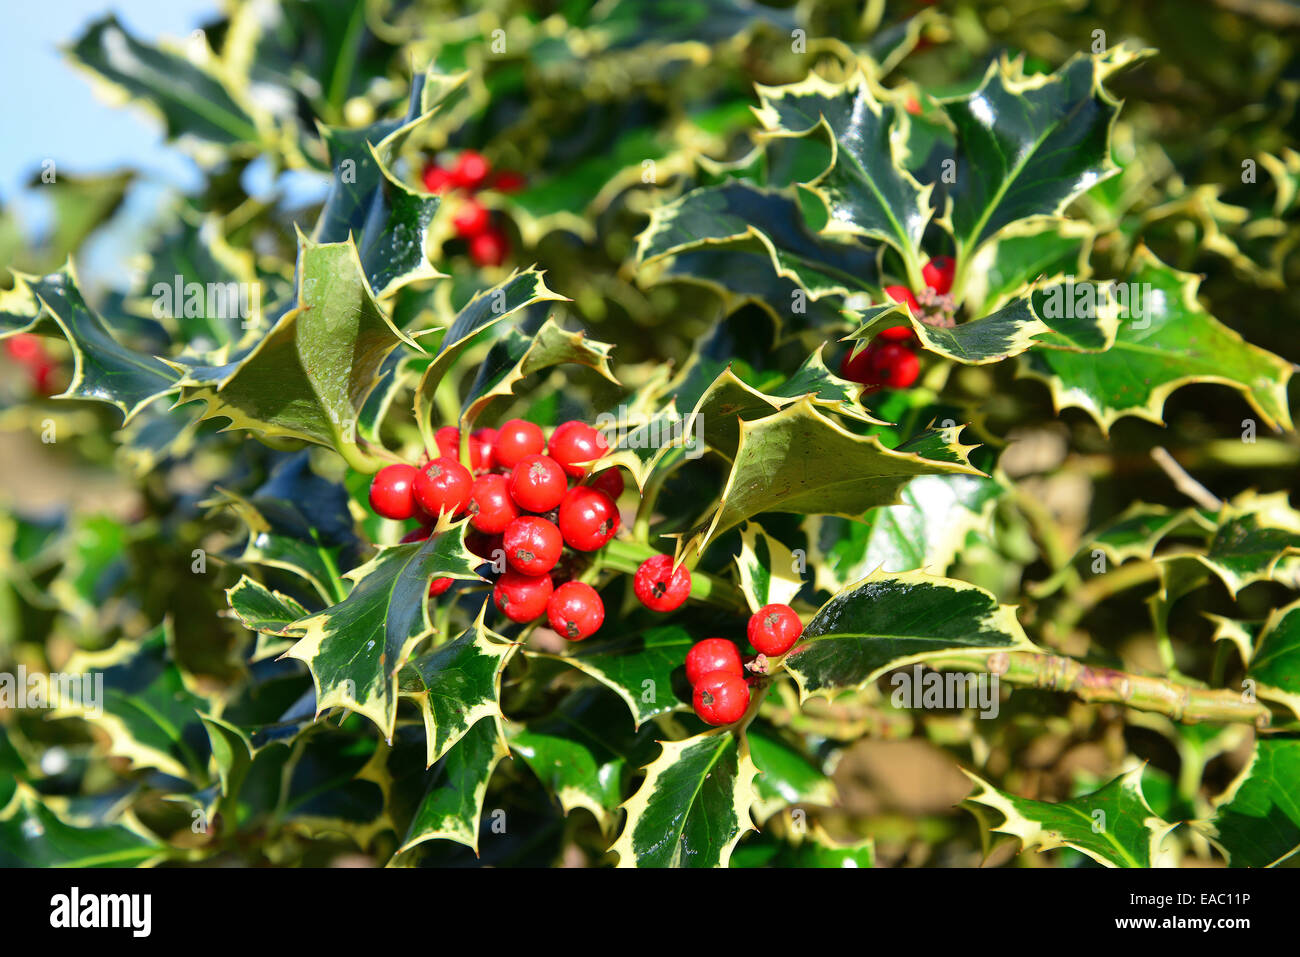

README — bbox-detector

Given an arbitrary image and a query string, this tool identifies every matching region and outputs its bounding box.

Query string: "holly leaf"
[0,785,164,867]
[282,523,482,741]
[753,70,930,266]
[52,623,213,783]
[226,575,311,637]
[413,269,569,445]
[20,266,180,422]
[967,218,1094,316]
[1245,599,1300,721]
[1197,736,1300,867]
[177,236,416,466]
[734,522,804,612]
[732,823,874,868]
[508,686,651,834]
[66,14,267,155]
[460,315,619,426]
[943,48,1147,263]
[1194,495,1300,597]
[807,473,1003,591]
[747,721,836,822]
[1083,503,1211,565]
[399,717,509,856]
[637,182,881,299]
[314,68,468,297]
[963,766,1180,867]
[610,730,758,868]
[398,606,518,767]
[1021,249,1295,433]
[684,399,983,556]
[785,570,1038,700]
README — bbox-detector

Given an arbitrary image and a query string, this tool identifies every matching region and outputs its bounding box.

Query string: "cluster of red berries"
[839,255,956,392]
[4,334,58,395]
[684,603,804,726]
[422,150,524,267]
[367,419,623,640]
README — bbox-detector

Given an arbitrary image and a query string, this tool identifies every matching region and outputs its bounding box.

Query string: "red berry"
[6,333,45,364]
[557,486,619,551]
[747,603,803,656]
[508,454,567,513]
[422,163,452,193]
[453,198,490,238]
[547,420,609,477]
[465,530,502,560]
[493,569,553,623]
[400,526,432,544]
[870,343,920,389]
[905,96,922,116]
[428,577,454,597]
[469,227,509,266]
[839,344,876,384]
[546,582,604,641]
[451,150,491,190]
[413,457,473,518]
[884,284,920,313]
[590,467,624,502]
[922,255,955,295]
[493,419,546,469]
[685,638,743,687]
[487,170,526,193]
[369,464,420,520]
[633,554,691,612]
[436,426,487,471]
[502,515,563,575]
[471,428,498,471]
[467,473,519,533]
[877,324,915,342]
[693,671,750,726]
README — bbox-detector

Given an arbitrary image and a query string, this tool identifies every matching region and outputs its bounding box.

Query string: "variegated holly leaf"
[52,623,213,783]
[1245,599,1300,721]
[531,623,694,726]
[637,182,882,299]
[177,237,415,470]
[0,784,164,867]
[508,686,653,834]
[610,730,758,868]
[942,48,1147,276]
[732,823,874,868]
[807,473,1003,591]
[413,269,568,447]
[400,717,509,856]
[684,399,983,556]
[966,218,1095,316]
[785,570,1038,700]
[1082,503,1212,565]
[398,606,518,767]
[964,766,1179,867]
[66,15,269,157]
[282,522,482,741]
[460,315,619,426]
[753,70,930,276]
[1197,735,1300,867]
[314,68,467,298]
[598,399,693,493]
[1020,249,1295,433]
[18,266,180,422]
[734,522,804,612]
[226,575,311,638]
[747,720,836,822]
[215,451,364,604]
[1193,495,1300,597]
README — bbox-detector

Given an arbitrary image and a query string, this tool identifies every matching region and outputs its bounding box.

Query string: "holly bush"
[2,0,1299,869]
